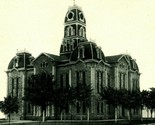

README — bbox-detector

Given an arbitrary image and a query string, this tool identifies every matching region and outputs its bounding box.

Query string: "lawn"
[0,119,155,125]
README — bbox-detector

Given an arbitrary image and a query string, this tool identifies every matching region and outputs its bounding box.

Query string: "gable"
[33,54,54,67]
[33,53,61,65]
[117,55,132,71]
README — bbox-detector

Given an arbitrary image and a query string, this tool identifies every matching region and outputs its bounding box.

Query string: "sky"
[0,0,155,107]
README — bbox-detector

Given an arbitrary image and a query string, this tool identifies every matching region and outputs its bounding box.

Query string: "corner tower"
[60,4,87,59]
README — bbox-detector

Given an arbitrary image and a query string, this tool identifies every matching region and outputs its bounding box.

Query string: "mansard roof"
[70,41,106,62]
[8,52,34,69]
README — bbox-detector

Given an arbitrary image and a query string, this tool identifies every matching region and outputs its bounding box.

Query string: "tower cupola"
[60,4,87,59]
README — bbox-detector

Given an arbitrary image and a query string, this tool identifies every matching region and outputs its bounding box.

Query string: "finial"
[73,0,76,5]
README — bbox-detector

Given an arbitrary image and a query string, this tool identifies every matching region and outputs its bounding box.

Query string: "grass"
[0,119,155,125]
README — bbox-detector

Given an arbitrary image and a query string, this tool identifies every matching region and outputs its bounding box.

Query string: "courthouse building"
[6,4,140,120]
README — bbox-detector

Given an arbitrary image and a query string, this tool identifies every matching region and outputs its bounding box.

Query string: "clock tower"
[60,4,87,60]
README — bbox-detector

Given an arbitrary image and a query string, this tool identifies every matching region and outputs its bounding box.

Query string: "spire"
[73,0,76,6]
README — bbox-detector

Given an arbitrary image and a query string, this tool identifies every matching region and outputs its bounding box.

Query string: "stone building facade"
[6,4,140,120]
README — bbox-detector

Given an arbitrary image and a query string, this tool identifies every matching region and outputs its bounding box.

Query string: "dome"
[64,5,86,24]
[8,52,35,69]
[70,42,106,62]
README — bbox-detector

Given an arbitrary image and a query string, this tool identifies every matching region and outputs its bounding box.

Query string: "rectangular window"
[122,106,125,117]
[128,81,131,90]
[77,102,80,113]
[76,71,86,87]
[134,108,139,115]
[133,79,136,90]
[97,71,104,92]
[66,73,69,88]
[97,72,99,93]
[107,74,111,87]
[101,72,103,90]
[101,102,104,114]
[82,102,86,113]
[97,102,100,114]
[60,75,63,90]
[12,78,14,96]
[82,71,86,85]
[119,73,122,89]
[136,80,139,90]
[66,104,69,114]
[119,73,126,89]
[16,78,19,97]
[28,103,31,114]
[76,72,79,87]
[123,74,126,89]
[133,79,139,90]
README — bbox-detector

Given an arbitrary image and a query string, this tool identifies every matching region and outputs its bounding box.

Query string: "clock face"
[67,11,74,21]
[68,12,73,19]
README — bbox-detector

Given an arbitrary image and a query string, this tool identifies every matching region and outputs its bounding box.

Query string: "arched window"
[68,27,72,36]
[79,27,85,37]
[67,40,71,51]
[62,41,68,51]
[66,26,75,36]
[71,39,75,50]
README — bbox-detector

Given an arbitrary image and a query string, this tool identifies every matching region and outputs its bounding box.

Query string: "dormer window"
[14,56,19,67]
[78,46,85,59]
[29,56,34,65]
[132,60,136,70]
[96,48,100,59]
[96,47,102,59]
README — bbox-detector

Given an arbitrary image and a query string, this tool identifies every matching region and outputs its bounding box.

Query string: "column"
[34,68,36,74]
[69,69,72,86]
[114,66,118,89]
[91,67,95,114]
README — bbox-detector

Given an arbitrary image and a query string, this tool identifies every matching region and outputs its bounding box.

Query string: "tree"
[0,95,19,125]
[100,87,122,123]
[0,101,2,109]
[24,72,54,122]
[141,88,155,119]
[53,86,75,120]
[120,89,141,121]
[149,88,155,118]
[74,83,92,121]
[141,90,150,118]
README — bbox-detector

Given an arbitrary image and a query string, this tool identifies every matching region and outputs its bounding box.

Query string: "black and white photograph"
[0,0,155,124]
